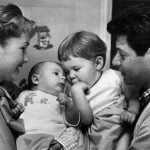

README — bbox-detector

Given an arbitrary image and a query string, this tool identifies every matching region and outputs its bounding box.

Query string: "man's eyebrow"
[115,48,121,54]
[116,48,120,51]
[116,48,127,55]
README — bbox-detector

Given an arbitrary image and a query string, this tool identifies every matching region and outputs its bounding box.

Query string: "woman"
[0,3,36,150]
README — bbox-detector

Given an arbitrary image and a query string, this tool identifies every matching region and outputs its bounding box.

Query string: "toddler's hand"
[120,110,137,124]
[71,82,90,95]
[12,103,24,119]
[57,93,70,106]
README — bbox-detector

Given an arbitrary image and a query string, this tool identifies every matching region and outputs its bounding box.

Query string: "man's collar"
[139,88,150,101]
[139,88,150,109]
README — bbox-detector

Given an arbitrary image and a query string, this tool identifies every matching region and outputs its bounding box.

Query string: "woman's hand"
[12,103,24,119]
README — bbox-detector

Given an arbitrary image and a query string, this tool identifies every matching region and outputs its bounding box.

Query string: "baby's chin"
[54,89,64,96]
[57,89,64,94]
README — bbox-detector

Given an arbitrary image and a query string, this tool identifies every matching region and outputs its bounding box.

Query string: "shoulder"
[19,90,32,96]
[132,102,150,149]
[102,69,123,82]
[138,102,150,124]
[17,90,33,102]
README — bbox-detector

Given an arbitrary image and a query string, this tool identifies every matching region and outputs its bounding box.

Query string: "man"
[107,4,150,150]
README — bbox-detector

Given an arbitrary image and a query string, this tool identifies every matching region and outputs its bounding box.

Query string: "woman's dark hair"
[0,3,36,46]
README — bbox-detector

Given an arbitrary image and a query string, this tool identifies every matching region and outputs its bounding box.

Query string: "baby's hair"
[58,30,107,67]
[28,61,61,90]
[0,3,36,46]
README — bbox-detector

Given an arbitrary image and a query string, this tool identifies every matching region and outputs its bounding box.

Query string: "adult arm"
[128,105,150,150]
[120,83,140,124]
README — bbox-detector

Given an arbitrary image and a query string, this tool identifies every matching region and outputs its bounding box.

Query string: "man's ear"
[31,74,40,85]
[95,56,104,71]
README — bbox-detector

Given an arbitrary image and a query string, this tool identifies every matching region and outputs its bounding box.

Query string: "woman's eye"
[74,68,79,71]
[21,47,27,52]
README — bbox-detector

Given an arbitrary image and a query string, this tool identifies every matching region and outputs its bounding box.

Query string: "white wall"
[0,0,112,84]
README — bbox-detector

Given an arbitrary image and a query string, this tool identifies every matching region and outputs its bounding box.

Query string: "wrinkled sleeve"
[129,110,150,150]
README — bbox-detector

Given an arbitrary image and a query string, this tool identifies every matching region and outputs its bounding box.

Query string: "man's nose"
[23,52,29,63]
[112,54,121,67]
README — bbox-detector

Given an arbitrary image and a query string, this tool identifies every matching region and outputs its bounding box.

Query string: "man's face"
[112,36,147,86]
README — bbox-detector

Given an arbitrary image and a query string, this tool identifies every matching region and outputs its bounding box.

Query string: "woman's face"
[0,33,30,81]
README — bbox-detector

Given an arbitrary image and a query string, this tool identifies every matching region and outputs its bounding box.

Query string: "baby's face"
[61,56,101,87]
[39,62,66,95]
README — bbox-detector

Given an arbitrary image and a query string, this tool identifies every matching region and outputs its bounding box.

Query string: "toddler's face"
[39,62,66,96]
[61,56,101,87]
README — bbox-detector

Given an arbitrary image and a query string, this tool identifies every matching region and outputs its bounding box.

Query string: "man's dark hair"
[107,4,150,56]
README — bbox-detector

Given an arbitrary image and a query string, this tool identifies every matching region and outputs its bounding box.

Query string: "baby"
[16,61,81,150]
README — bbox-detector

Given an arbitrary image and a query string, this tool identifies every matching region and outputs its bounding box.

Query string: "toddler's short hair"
[58,31,107,66]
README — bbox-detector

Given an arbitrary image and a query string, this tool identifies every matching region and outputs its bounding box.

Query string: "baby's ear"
[95,56,104,71]
[31,74,40,85]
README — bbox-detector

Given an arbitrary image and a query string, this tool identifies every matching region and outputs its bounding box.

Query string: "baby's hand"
[57,93,70,106]
[12,103,24,119]
[120,110,137,124]
[71,82,90,95]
